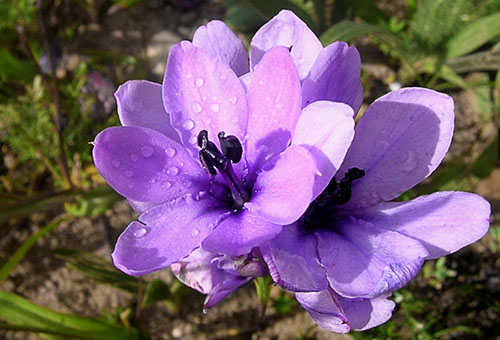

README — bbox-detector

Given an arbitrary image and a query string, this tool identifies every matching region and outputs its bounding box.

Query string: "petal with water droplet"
[112,194,226,276]
[93,126,208,203]
[163,41,248,157]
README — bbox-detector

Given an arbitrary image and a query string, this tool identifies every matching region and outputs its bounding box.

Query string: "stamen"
[198,130,248,209]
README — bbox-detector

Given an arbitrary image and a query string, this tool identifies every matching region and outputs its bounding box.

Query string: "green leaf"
[0,46,35,83]
[142,279,172,307]
[0,216,68,284]
[446,49,500,73]
[320,20,390,45]
[409,0,470,51]
[225,1,266,32]
[0,291,139,340]
[447,12,500,58]
[471,134,499,178]
[52,249,139,293]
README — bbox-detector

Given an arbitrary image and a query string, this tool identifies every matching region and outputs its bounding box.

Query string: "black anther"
[218,132,243,164]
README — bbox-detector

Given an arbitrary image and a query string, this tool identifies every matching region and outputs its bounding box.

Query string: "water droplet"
[167,166,179,176]
[141,145,154,158]
[112,159,120,168]
[229,96,237,105]
[183,179,192,188]
[124,169,134,178]
[163,181,172,188]
[401,150,418,172]
[165,147,176,158]
[188,136,197,144]
[130,153,138,162]
[195,78,204,87]
[202,96,207,101]
[133,227,147,238]
[220,73,227,81]
[210,103,220,112]
[192,102,202,113]
[182,119,195,131]
[127,184,133,189]
[191,228,200,237]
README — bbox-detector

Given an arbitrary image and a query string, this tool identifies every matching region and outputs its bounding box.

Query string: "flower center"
[301,168,365,232]
[198,130,249,209]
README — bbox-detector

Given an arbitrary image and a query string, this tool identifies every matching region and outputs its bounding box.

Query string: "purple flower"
[172,247,267,309]
[92,21,330,275]
[260,87,491,332]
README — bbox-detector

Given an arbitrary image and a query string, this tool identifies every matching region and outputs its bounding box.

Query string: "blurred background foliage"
[0,0,499,339]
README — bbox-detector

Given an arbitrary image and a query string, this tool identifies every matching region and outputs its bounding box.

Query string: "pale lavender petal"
[112,194,226,276]
[317,216,429,298]
[172,248,251,309]
[292,101,354,200]
[245,145,316,225]
[245,46,302,174]
[359,191,491,259]
[302,42,363,111]
[93,126,208,203]
[261,222,328,292]
[296,290,395,332]
[337,88,455,208]
[127,199,157,214]
[250,10,323,80]
[116,80,180,143]
[163,41,248,156]
[192,20,249,77]
[202,209,282,256]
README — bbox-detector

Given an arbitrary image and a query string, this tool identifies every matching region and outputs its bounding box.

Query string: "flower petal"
[202,209,282,256]
[360,191,491,259]
[93,126,208,203]
[245,46,302,174]
[250,10,323,80]
[317,216,429,298]
[172,248,251,309]
[115,80,180,143]
[192,20,249,77]
[163,41,248,156]
[292,101,354,200]
[301,42,363,112]
[261,222,328,292]
[296,290,395,333]
[337,88,455,207]
[245,145,316,225]
[112,193,226,276]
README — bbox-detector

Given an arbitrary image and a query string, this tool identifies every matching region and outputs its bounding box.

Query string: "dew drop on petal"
[124,169,134,178]
[220,73,227,81]
[182,119,195,131]
[130,153,138,162]
[192,102,202,113]
[191,228,200,237]
[188,136,197,144]
[133,227,147,238]
[112,159,120,168]
[183,179,192,188]
[165,147,176,158]
[229,96,237,105]
[195,78,204,87]
[401,150,418,172]
[210,103,220,112]
[167,166,179,176]
[141,145,154,158]
[163,181,172,188]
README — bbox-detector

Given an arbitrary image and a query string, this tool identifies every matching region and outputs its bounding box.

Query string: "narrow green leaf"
[0,46,35,83]
[0,291,139,340]
[447,12,500,58]
[446,49,500,73]
[52,249,138,293]
[471,134,499,179]
[320,20,397,45]
[0,216,68,284]
[142,279,172,307]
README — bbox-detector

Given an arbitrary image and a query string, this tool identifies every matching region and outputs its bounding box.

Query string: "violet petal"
[93,126,208,203]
